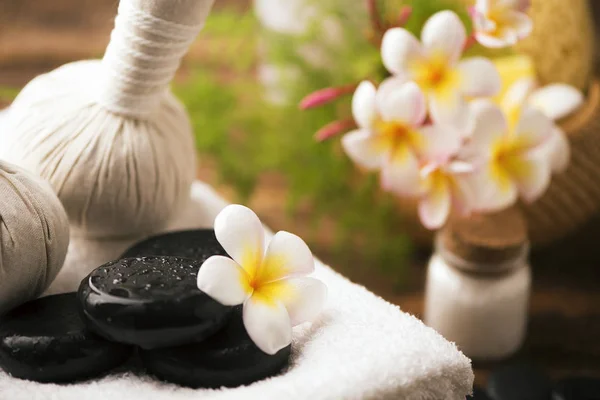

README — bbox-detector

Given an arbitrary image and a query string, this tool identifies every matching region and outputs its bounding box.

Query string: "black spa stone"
[487,363,552,400]
[0,293,131,383]
[121,229,228,262]
[78,256,231,350]
[139,307,291,388]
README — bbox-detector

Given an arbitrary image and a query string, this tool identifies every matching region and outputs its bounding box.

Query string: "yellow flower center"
[484,3,515,36]
[490,134,530,191]
[504,105,522,130]
[423,167,448,194]
[373,119,423,161]
[239,247,295,307]
[422,165,461,203]
[410,52,461,99]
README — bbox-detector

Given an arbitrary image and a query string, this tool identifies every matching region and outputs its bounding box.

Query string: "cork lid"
[439,207,528,270]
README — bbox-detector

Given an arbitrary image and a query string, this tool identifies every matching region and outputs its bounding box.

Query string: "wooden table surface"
[1,0,599,389]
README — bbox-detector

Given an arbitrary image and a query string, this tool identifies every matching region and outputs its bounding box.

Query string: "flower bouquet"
[300,0,598,244]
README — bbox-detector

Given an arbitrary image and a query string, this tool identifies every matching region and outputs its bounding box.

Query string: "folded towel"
[0,181,474,400]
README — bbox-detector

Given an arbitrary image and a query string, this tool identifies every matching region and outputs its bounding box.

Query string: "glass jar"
[424,208,531,361]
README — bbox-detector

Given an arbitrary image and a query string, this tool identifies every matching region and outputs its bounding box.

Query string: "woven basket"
[455,0,594,90]
[521,79,600,246]
[395,79,600,248]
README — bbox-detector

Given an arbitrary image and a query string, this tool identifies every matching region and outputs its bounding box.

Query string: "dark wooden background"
[0,0,599,388]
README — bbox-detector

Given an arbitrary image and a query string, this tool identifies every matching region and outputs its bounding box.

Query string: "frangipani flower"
[197,205,327,355]
[381,10,500,131]
[464,101,553,211]
[416,161,474,229]
[472,0,532,48]
[385,125,473,229]
[342,79,460,195]
[501,78,583,172]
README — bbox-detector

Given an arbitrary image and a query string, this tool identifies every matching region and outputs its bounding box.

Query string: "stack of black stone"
[469,363,600,400]
[0,230,291,387]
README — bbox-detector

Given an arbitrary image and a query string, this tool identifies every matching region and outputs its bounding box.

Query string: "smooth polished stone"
[0,293,131,383]
[140,307,291,388]
[487,363,552,400]
[78,256,231,349]
[121,229,228,262]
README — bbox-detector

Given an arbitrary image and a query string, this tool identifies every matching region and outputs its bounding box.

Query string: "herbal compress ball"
[0,161,69,314]
[0,0,215,238]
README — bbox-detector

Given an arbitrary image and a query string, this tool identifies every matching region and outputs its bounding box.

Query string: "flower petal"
[468,164,518,212]
[429,91,473,134]
[341,129,384,170]
[377,81,426,126]
[475,30,517,48]
[377,76,408,98]
[501,77,536,119]
[418,175,451,230]
[352,81,377,129]
[259,231,314,283]
[197,256,250,306]
[419,124,463,164]
[421,11,466,65]
[514,106,553,150]
[243,296,292,355]
[505,11,532,39]
[546,127,570,172]
[457,57,501,97]
[511,153,552,203]
[528,84,584,121]
[473,10,496,33]
[214,204,265,275]
[462,101,507,159]
[278,277,327,326]
[446,168,475,216]
[380,148,422,196]
[475,0,491,15]
[381,28,425,77]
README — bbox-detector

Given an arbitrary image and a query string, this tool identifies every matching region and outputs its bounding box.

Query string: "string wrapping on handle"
[98,0,205,118]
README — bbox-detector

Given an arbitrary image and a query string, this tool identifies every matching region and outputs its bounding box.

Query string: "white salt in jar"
[424,208,531,360]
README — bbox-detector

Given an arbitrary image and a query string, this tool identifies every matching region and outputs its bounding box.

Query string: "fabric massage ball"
[0,161,69,315]
[0,0,216,238]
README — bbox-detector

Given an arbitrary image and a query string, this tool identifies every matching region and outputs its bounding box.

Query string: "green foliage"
[175,1,477,278]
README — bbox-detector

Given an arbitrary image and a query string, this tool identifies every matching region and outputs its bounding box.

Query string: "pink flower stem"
[315,119,357,142]
[467,6,476,20]
[463,33,477,51]
[366,0,383,34]
[397,6,412,27]
[299,83,358,110]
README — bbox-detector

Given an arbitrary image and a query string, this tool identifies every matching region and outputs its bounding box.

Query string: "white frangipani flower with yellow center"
[472,0,532,48]
[385,127,473,229]
[416,161,474,229]
[501,78,583,172]
[342,78,465,196]
[342,79,431,195]
[197,205,327,355]
[464,101,554,211]
[381,10,501,131]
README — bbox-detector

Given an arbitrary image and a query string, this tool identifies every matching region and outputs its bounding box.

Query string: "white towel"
[0,181,474,400]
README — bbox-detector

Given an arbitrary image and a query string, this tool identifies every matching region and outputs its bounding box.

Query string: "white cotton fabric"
[18,181,475,400]
[0,0,215,239]
[0,161,69,315]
